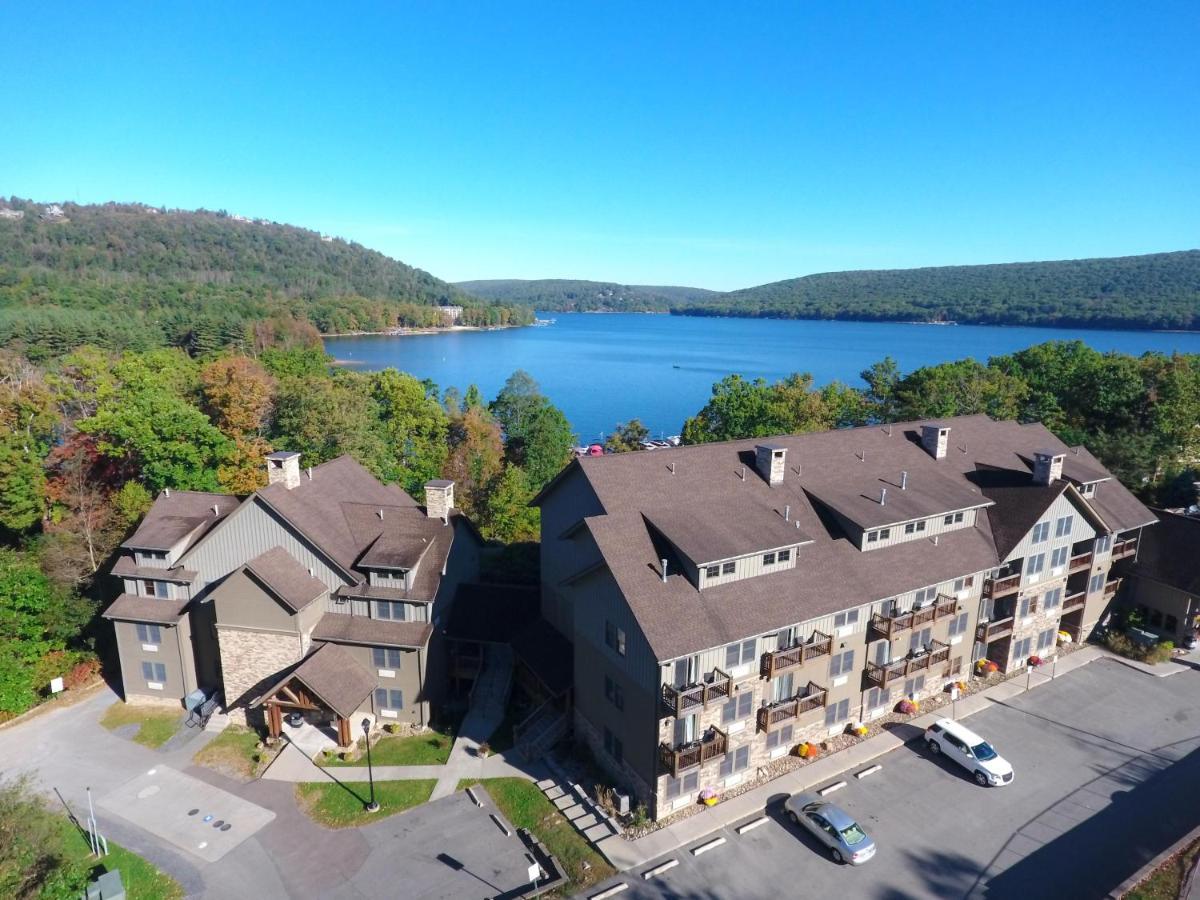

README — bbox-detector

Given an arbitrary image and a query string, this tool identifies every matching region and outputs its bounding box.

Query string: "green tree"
[490,371,575,489]
[606,419,649,453]
[371,369,450,494]
[893,359,1027,420]
[271,374,389,476]
[444,406,505,521]
[682,374,778,443]
[0,438,45,533]
[480,465,540,543]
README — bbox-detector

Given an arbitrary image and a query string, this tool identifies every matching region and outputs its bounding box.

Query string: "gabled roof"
[1124,510,1200,595]
[312,614,432,649]
[111,556,198,584]
[972,466,1082,561]
[250,643,376,719]
[242,547,327,613]
[121,491,239,552]
[644,504,810,566]
[102,594,189,624]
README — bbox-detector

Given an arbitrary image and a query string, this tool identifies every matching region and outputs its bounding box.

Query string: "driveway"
[585,658,1200,899]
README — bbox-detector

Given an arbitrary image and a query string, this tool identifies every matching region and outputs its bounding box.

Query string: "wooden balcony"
[983,573,1022,599]
[1069,551,1093,573]
[865,640,952,689]
[1112,539,1137,560]
[759,631,833,679]
[976,616,1014,643]
[756,682,827,733]
[869,596,959,640]
[659,726,727,777]
[1061,591,1086,613]
[661,669,732,718]
[1103,577,1122,598]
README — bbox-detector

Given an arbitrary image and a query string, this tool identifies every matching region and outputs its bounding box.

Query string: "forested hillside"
[457,278,716,311]
[683,251,1200,330]
[0,199,530,357]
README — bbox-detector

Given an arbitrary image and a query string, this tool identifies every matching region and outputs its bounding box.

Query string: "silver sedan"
[783,793,877,865]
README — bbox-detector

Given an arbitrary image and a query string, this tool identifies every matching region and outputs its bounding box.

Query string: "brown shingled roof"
[111,556,198,584]
[102,593,189,623]
[122,491,239,551]
[250,643,376,720]
[243,547,327,613]
[644,504,811,565]
[1124,510,1200,595]
[312,614,433,649]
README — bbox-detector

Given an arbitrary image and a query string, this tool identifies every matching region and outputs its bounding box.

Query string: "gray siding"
[115,619,194,702]
[538,466,606,636]
[1005,492,1098,586]
[862,508,981,551]
[211,568,304,633]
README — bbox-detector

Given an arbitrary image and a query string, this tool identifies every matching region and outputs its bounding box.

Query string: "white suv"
[924,718,1014,786]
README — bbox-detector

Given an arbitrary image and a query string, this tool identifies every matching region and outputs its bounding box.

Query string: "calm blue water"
[325,314,1200,441]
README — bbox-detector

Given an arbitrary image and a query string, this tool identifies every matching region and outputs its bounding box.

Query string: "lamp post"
[362,718,379,812]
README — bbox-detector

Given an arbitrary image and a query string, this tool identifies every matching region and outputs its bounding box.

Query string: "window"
[878,528,891,540]
[1166,614,1179,633]
[1089,572,1106,594]
[719,744,751,777]
[947,613,969,638]
[867,530,879,543]
[1012,637,1033,661]
[824,698,850,726]
[944,511,965,526]
[1026,554,1046,577]
[778,549,791,563]
[1080,483,1097,497]
[605,621,627,656]
[136,623,161,644]
[604,675,625,711]
[765,724,794,750]
[375,601,408,621]
[665,771,699,800]
[1042,588,1062,611]
[908,627,932,654]
[722,561,736,575]
[374,688,404,710]
[829,649,855,677]
[1051,546,1069,569]
[1032,521,1051,544]
[141,661,166,683]
[833,609,860,629]
[725,639,756,669]
[1055,515,1074,538]
[903,675,926,697]
[372,647,402,669]
[721,691,753,723]
[953,575,975,594]
[603,727,623,764]
[142,579,168,599]
[763,552,777,566]
[904,520,927,534]
[866,686,889,710]
[1018,596,1032,618]
[914,587,937,607]
[1036,628,1056,651]
[1095,534,1112,554]
[705,565,720,578]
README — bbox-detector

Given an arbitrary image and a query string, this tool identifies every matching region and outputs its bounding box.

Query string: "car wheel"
[974,770,989,786]
[788,810,799,825]
[927,739,941,755]
[831,848,844,864]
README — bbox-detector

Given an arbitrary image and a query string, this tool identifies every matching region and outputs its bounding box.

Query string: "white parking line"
[691,836,727,856]
[642,859,679,879]
[736,816,770,834]
[590,884,629,899]
[856,764,883,779]
[466,787,483,807]
[819,780,847,795]
[489,812,511,836]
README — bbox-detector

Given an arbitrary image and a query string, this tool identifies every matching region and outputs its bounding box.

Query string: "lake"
[325,314,1200,441]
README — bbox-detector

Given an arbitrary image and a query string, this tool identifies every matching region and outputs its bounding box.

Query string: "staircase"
[535,756,621,848]
[515,698,568,760]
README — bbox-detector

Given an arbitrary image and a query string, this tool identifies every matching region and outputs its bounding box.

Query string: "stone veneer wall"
[217,627,306,714]
[575,709,654,812]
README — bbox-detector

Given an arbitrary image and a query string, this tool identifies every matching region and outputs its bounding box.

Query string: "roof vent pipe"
[669,462,676,475]
[378,508,384,520]
[164,488,170,498]
[740,465,746,481]
[880,487,887,506]
[900,471,908,490]
[307,467,313,480]
[784,504,791,522]
[212,504,219,516]
[661,558,669,583]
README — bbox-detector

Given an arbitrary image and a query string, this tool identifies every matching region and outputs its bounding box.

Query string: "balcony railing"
[983,573,1022,599]
[1061,591,1086,613]
[759,631,833,679]
[659,726,728,777]
[1069,551,1093,572]
[1112,539,1138,560]
[869,596,959,640]
[976,616,1015,643]
[1103,577,1122,598]
[661,669,732,718]
[865,640,952,688]
[756,682,827,733]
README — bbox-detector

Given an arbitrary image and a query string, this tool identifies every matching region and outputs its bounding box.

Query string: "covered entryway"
[250,643,377,749]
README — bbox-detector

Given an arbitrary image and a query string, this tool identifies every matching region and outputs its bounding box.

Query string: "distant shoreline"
[323,322,527,338]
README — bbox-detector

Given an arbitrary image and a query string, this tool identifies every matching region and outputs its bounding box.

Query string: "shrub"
[895,699,918,715]
[477,741,491,758]
[62,657,100,690]
[384,722,401,735]
[1106,631,1175,665]
[797,742,819,759]
[1027,655,1043,668]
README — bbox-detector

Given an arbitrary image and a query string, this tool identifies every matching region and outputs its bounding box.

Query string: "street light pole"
[362,718,379,812]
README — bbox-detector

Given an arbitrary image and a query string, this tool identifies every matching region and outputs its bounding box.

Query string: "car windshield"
[972,741,998,761]
[840,823,867,845]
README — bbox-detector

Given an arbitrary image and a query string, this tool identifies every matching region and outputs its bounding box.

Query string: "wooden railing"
[759,631,833,679]
[869,596,959,640]
[976,616,1015,643]
[755,683,827,733]
[1103,577,1122,598]
[865,640,952,688]
[1069,551,1093,572]
[659,726,728,777]
[1112,539,1138,559]
[661,669,732,718]
[1061,591,1086,613]
[983,573,1022,599]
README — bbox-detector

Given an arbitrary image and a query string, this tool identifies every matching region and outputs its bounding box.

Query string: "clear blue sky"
[1,2,1196,290]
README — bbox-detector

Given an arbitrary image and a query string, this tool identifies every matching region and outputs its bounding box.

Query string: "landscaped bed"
[295,779,436,828]
[1124,833,1200,899]
[193,725,277,780]
[99,702,181,749]
[458,777,614,896]
[322,728,454,766]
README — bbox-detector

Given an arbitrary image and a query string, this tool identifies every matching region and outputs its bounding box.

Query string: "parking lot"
[586,658,1200,899]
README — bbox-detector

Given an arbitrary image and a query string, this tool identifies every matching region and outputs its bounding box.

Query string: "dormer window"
[722,561,736,575]
[1080,483,1097,497]
[904,520,927,535]
[763,552,776,565]
[705,565,720,578]
[943,512,965,526]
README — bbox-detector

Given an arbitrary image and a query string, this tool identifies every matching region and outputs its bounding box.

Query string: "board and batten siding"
[861,507,981,551]
[537,465,606,636]
[1003,491,1098,572]
[182,498,350,599]
[693,545,799,590]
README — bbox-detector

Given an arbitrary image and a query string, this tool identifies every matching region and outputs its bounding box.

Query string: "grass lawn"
[99,702,181,749]
[1126,834,1200,899]
[57,817,183,900]
[295,779,436,828]
[458,778,614,895]
[324,729,453,766]
[193,725,274,779]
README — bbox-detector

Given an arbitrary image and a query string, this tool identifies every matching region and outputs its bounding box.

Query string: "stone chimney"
[921,424,950,460]
[424,480,455,521]
[755,444,787,487]
[1032,450,1065,486]
[266,451,302,490]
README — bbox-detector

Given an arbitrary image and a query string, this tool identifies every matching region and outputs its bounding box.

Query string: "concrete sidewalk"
[598,645,1106,870]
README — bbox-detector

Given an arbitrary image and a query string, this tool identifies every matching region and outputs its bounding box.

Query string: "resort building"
[1119,507,1200,645]
[103,452,481,746]
[534,414,1155,819]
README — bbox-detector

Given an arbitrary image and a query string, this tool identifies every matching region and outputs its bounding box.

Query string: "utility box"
[615,792,631,816]
[86,870,125,900]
